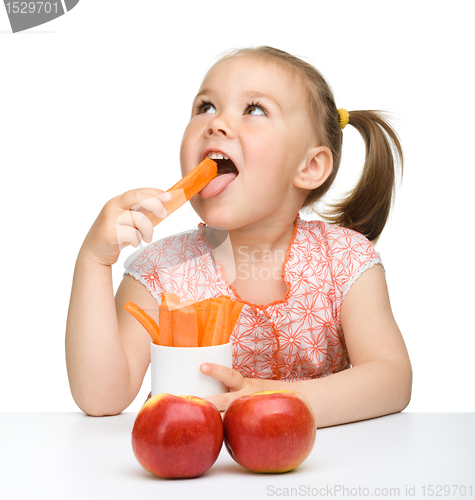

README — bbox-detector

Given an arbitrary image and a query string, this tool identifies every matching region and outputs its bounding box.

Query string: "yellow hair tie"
[338,108,350,130]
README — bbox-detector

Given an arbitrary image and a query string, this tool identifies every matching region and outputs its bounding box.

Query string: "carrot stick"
[123,301,160,345]
[161,292,196,311]
[172,306,199,347]
[217,297,233,345]
[162,292,181,308]
[222,300,244,344]
[192,299,210,347]
[158,294,173,347]
[168,158,218,200]
[230,300,244,327]
[210,298,227,346]
[135,159,217,228]
[168,299,196,310]
[201,300,221,347]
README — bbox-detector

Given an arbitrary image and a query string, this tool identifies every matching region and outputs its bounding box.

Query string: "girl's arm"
[65,189,170,416]
[202,264,412,428]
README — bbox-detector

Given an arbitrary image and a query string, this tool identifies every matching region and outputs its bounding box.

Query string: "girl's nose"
[205,115,236,139]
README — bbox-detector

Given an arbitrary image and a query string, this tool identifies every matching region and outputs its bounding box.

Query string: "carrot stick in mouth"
[168,158,218,200]
[136,158,217,227]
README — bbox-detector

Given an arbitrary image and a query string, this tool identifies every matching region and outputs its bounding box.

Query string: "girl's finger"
[132,194,171,219]
[116,188,169,211]
[157,191,173,202]
[116,210,154,243]
[200,363,246,392]
[117,225,142,248]
[204,392,230,412]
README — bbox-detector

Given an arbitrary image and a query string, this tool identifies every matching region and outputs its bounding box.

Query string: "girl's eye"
[245,103,266,116]
[197,102,216,114]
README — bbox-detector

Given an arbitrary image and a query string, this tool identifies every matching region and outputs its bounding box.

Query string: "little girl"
[66,46,412,427]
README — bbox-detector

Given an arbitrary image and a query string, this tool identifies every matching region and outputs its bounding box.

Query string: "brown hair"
[210,46,403,242]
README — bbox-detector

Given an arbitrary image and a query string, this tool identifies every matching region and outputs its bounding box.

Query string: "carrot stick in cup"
[209,298,227,346]
[172,305,199,347]
[123,301,160,345]
[192,299,211,347]
[222,301,244,344]
[201,300,221,347]
[217,297,233,345]
[161,292,197,311]
[168,299,196,310]
[162,292,181,306]
[158,295,174,347]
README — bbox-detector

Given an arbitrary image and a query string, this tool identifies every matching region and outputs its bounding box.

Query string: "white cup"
[151,342,233,398]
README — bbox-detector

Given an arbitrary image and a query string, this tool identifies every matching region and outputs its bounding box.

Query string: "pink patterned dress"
[124,215,382,382]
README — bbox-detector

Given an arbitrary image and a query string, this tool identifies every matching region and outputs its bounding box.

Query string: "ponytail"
[209,46,403,242]
[319,110,403,242]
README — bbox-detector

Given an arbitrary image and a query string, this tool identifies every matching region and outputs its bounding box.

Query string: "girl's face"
[180,56,316,231]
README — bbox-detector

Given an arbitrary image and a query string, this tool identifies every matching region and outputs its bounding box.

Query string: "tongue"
[198,173,237,198]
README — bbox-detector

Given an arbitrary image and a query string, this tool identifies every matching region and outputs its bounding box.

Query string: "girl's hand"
[81,188,172,267]
[200,363,275,412]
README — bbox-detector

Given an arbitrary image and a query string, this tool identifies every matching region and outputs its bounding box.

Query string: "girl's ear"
[293,146,333,190]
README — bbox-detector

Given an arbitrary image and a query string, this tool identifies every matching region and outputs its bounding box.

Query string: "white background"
[0,1,473,413]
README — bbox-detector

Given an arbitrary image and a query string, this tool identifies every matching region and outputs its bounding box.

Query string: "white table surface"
[1,412,474,500]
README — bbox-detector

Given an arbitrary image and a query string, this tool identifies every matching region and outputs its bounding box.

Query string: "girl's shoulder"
[296,216,377,255]
[122,225,214,302]
[295,216,382,299]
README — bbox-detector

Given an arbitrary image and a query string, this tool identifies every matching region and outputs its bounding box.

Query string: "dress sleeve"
[326,225,384,307]
[122,227,217,304]
[123,242,165,302]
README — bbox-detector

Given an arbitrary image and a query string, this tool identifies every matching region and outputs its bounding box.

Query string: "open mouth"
[206,152,239,177]
[198,152,239,198]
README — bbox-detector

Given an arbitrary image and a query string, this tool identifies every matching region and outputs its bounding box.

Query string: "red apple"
[223,390,316,473]
[132,393,223,478]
